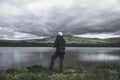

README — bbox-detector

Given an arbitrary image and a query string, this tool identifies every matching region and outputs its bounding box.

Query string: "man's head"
[57,32,63,36]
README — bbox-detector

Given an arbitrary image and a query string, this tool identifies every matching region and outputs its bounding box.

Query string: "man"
[49,32,66,72]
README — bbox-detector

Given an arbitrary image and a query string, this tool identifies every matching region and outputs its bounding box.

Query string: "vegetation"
[0,65,120,80]
[0,36,120,47]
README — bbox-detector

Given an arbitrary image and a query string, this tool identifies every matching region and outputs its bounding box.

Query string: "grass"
[0,36,120,47]
[0,65,120,80]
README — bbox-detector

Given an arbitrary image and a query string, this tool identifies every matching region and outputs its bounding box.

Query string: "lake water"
[0,47,120,69]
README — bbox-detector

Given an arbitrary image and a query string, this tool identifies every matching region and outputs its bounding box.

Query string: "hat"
[57,32,63,36]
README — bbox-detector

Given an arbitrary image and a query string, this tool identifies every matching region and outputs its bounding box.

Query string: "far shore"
[0,44,119,47]
[0,36,120,47]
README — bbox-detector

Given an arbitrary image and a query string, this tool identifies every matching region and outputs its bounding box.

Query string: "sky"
[0,0,120,40]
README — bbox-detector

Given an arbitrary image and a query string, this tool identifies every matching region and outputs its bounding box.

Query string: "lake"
[0,47,120,69]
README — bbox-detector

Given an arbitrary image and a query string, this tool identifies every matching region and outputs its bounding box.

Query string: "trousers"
[49,51,65,72]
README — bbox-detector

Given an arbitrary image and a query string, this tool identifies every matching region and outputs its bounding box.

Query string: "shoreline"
[0,46,119,47]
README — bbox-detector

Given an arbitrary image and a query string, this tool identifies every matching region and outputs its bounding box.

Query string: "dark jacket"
[54,36,65,52]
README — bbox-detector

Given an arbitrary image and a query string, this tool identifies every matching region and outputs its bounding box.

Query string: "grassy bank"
[0,36,120,47]
[0,65,120,80]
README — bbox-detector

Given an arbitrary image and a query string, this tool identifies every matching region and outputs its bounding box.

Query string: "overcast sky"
[0,0,120,39]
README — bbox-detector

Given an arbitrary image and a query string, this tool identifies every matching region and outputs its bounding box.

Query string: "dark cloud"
[0,0,120,39]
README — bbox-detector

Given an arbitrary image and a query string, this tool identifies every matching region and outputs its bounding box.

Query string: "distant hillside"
[0,36,120,47]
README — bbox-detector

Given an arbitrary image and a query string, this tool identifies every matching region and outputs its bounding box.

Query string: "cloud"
[73,31,120,39]
[0,0,120,39]
[0,27,41,40]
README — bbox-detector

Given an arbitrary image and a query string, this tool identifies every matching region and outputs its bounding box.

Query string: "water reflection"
[79,53,120,61]
[0,47,120,69]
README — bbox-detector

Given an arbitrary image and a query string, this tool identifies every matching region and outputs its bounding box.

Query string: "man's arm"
[54,38,58,48]
[63,38,66,49]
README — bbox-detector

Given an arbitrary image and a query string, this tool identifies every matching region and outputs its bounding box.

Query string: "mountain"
[0,36,120,47]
